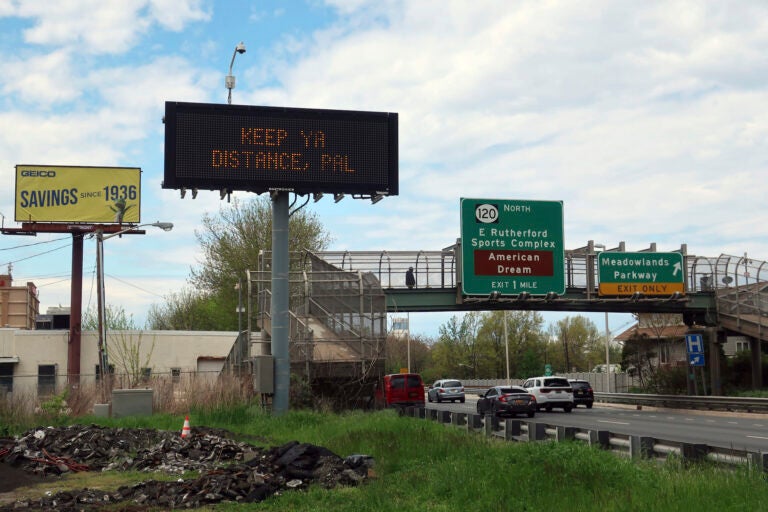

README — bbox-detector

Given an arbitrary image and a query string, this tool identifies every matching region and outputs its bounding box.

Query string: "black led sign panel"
[163,101,398,195]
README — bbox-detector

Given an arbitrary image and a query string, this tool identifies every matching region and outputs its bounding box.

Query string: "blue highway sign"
[685,334,704,354]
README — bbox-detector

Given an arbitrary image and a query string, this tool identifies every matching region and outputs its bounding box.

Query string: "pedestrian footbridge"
[315,243,767,342]
[235,242,766,400]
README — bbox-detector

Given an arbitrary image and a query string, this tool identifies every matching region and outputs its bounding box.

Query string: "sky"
[1,0,766,340]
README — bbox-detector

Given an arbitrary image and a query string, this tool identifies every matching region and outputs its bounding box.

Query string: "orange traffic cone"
[181,415,191,439]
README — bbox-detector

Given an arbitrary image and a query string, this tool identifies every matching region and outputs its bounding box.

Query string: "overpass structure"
[322,244,766,338]
[241,241,767,401]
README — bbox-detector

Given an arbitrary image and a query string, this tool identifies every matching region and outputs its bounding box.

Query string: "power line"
[0,241,72,268]
[105,273,168,299]
[0,235,71,251]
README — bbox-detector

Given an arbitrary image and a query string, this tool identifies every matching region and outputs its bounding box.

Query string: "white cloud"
[11,0,208,54]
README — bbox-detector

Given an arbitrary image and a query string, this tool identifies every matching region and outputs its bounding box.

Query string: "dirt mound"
[0,425,373,511]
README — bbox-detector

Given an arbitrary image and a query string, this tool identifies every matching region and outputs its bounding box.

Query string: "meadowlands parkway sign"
[460,198,565,296]
[598,252,685,296]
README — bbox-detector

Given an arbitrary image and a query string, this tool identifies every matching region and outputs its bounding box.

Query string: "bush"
[646,366,688,394]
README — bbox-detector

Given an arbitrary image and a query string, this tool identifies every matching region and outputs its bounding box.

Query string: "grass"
[6,406,768,511]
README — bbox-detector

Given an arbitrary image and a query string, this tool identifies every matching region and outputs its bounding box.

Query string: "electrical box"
[253,355,274,394]
[112,388,153,418]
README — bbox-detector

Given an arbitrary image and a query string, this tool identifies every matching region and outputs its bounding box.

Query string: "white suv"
[522,376,574,412]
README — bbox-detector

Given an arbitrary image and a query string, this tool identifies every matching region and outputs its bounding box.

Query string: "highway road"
[426,394,768,453]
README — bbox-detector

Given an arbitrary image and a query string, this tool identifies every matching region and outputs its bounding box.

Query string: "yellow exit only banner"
[598,252,686,297]
[598,282,685,296]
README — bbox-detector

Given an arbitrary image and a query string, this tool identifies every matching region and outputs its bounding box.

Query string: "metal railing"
[593,392,768,414]
[316,246,767,296]
[405,407,768,473]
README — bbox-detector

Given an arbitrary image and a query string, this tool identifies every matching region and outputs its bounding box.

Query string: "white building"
[0,328,237,398]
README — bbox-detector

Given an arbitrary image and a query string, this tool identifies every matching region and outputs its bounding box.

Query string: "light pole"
[604,311,611,393]
[406,312,411,373]
[96,222,173,386]
[226,41,246,104]
[503,310,510,385]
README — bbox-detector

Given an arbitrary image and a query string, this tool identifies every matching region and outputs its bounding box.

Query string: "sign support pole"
[271,192,290,415]
[67,233,83,388]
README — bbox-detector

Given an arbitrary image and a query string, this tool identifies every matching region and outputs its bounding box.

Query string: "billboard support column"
[68,233,83,388]
[271,192,290,415]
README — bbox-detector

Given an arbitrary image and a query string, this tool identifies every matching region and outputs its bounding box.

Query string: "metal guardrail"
[594,392,768,414]
[402,407,768,473]
[460,385,768,414]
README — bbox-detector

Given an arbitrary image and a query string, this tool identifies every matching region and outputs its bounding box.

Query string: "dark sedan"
[476,386,537,418]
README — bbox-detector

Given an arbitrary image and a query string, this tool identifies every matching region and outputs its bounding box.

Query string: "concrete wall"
[0,328,237,397]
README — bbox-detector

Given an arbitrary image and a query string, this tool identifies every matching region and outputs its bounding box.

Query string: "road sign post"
[460,198,565,296]
[598,252,685,296]
[685,333,705,395]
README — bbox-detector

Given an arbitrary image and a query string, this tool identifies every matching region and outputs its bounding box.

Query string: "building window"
[659,343,671,364]
[171,368,181,383]
[141,367,151,383]
[96,364,115,382]
[0,363,13,394]
[38,364,56,396]
[736,340,750,352]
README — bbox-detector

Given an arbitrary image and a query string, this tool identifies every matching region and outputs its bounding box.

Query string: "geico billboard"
[15,165,141,223]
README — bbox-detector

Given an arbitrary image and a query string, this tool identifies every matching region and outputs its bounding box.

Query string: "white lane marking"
[747,435,768,440]
[598,420,630,425]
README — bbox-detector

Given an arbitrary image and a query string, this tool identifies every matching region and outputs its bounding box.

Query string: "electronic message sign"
[15,165,141,224]
[598,252,685,296]
[460,198,565,296]
[162,101,398,195]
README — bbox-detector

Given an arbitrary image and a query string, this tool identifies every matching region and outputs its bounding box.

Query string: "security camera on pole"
[226,42,246,104]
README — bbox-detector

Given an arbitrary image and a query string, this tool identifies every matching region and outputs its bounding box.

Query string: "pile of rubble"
[0,424,373,511]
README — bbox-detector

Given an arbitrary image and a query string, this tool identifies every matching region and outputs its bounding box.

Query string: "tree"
[547,316,602,372]
[191,196,332,292]
[108,330,155,389]
[83,304,153,389]
[385,332,432,377]
[475,310,546,379]
[83,304,138,330]
[149,196,332,330]
[430,313,481,379]
[641,313,684,368]
[621,332,657,389]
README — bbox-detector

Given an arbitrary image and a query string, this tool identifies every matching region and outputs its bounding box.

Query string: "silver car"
[427,379,465,403]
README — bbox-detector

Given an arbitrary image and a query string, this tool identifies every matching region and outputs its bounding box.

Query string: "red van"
[382,373,425,408]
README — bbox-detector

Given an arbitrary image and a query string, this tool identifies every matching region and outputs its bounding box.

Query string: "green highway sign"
[460,198,565,296]
[598,252,685,296]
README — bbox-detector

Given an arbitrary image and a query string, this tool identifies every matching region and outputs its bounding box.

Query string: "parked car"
[427,379,465,403]
[569,379,594,408]
[381,373,425,408]
[522,376,574,412]
[476,386,536,418]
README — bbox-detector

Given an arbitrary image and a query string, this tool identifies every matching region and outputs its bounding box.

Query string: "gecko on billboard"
[14,165,141,224]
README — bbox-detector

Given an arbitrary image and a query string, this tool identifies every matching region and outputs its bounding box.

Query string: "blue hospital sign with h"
[685,334,704,354]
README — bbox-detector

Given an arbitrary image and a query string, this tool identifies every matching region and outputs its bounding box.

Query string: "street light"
[96,222,173,386]
[226,41,246,104]
[503,310,510,385]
